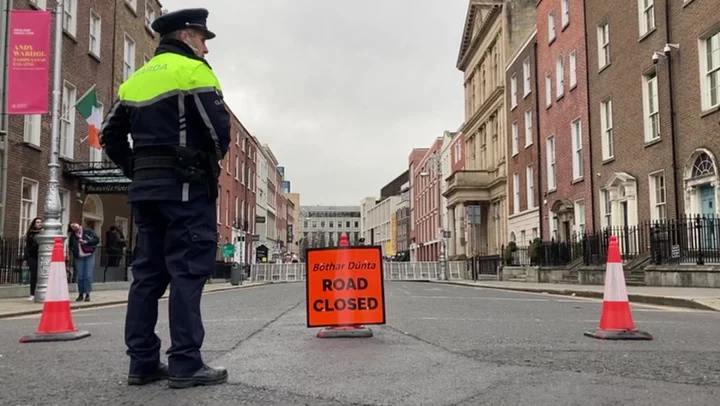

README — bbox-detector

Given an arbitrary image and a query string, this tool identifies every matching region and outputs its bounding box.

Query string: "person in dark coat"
[24,217,43,300]
[67,222,100,302]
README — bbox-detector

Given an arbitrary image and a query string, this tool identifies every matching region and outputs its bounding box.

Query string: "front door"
[699,184,716,250]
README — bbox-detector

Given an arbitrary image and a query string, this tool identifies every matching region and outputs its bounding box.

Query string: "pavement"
[0,281,266,319]
[1,281,719,405]
[441,280,720,312]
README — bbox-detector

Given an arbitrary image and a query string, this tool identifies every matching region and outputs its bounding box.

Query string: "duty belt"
[131,147,209,183]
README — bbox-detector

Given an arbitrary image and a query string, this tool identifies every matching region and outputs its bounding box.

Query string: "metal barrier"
[247,261,490,283]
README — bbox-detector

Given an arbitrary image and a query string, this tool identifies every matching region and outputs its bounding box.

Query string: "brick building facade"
[585,0,675,235]
[8,0,118,239]
[407,147,428,261]
[537,0,594,241]
[506,28,540,246]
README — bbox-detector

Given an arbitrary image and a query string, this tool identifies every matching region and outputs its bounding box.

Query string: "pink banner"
[7,10,52,115]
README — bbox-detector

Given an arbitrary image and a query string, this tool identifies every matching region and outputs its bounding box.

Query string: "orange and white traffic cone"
[584,235,652,341]
[316,233,373,339]
[19,237,91,343]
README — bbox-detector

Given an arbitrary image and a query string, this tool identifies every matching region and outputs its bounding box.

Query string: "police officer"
[99,8,231,389]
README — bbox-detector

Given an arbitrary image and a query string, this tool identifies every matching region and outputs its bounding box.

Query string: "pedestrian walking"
[99,7,231,389]
[67,222,100,302]
[23,217,43,301]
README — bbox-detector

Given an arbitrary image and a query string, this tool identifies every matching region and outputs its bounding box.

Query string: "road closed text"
[305,246,387,328]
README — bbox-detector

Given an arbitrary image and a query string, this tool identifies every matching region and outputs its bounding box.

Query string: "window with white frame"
[89,102,104,162]
[513,173,520,214]
[700,30,720,111]
[511,121,518,156]
[235,154,239,179]
[62,0,77,36]
[545,73,552,107]
[526,165,535,209]
[58,188,70,230]
[561,0,569,27]
[510,74,517,108]
[216,186,221,224]
[23,114,41,146]
[649,171,667,221]
[638,0,655,36]
[597,23,610,69]
[574,200,585,234]
[556,55,564,97]
[642,70,660,142]
[523,57,531,96]
[60,80,76,159]
[524,109,532,146]
[569,50,577,88]
[548,11,556,42]
[601,189,612,228]
[29,0,46,9]
[225,191,230,226]
[123,34,136,81]
[144,0,155,29]
[89,11,101,57]
[19,178,39,237]
[600,99,614,160]
[546,136,556,190]
[571,119,583,180]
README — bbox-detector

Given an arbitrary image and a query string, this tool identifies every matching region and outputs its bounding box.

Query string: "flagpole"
[58,82,96,122]
[35,0,65,304]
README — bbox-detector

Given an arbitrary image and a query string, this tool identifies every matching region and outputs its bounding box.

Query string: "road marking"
[404,295,549,302]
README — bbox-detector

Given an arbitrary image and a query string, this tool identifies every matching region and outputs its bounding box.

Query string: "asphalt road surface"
[1,282,719,406]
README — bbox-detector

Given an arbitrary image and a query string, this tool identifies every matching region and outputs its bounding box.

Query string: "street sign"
[222,243,235,258]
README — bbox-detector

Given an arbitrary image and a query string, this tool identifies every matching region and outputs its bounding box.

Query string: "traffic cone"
[19,237,91,343]
[317,233,373,339]
[584,235,652,341]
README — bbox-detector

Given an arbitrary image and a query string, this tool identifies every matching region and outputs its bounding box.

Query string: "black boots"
[168,364,229,389]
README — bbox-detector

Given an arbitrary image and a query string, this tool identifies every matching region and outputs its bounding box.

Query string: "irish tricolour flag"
[75,86,102,149]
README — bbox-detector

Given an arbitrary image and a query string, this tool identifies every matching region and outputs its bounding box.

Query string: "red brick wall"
[5,0,116,237]
[407,148,428,246]
[537,0,594,239]
[507,31,539,215]
[414,139,442,260]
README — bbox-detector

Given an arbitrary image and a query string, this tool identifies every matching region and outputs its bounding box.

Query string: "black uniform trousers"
[124,195,217,377]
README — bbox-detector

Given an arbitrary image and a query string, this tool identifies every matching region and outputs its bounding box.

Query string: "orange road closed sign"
[305,246,386,328]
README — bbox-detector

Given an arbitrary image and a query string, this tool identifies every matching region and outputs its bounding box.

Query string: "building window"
[234,154,239,180]
[225,191,230,226]
[123,33,136,81]
[569,50,577,88]
[511,121,518,156]
[556,55,564,97]
[217,186,221,224]
[62,0,77,36]
[20,178,39,237]
[574,200,585,235]
[145,0,155,29]
[571,119,583,180]
[598,23,610,69]
[29,0,47,9]
[649,171,667,221]
[60,80,76,159]
[523,57,531,97]
[23,114,41,146]
[510,74,517,108]
[546,136,556,190]
[561,0,569,28]
[524,109,532,147]
[89,102,103,162]
[545,73,552,107]
[601,189,612,228]
[513,173,520,214]
[638,0,655,37]
[600,99,614,161]
[548,11,556,43]
[526,165,535,209]
[643,71,660,142]
[89,11,101,57]
[699,30,720,111]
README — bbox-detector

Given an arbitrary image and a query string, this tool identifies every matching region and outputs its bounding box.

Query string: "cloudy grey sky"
[165,0,467,205]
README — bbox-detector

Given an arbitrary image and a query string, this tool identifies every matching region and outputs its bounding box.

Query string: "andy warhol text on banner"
[7,10,52,115]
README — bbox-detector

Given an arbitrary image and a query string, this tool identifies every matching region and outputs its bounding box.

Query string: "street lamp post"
[35,1,66,303]
[420,153,449,281]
